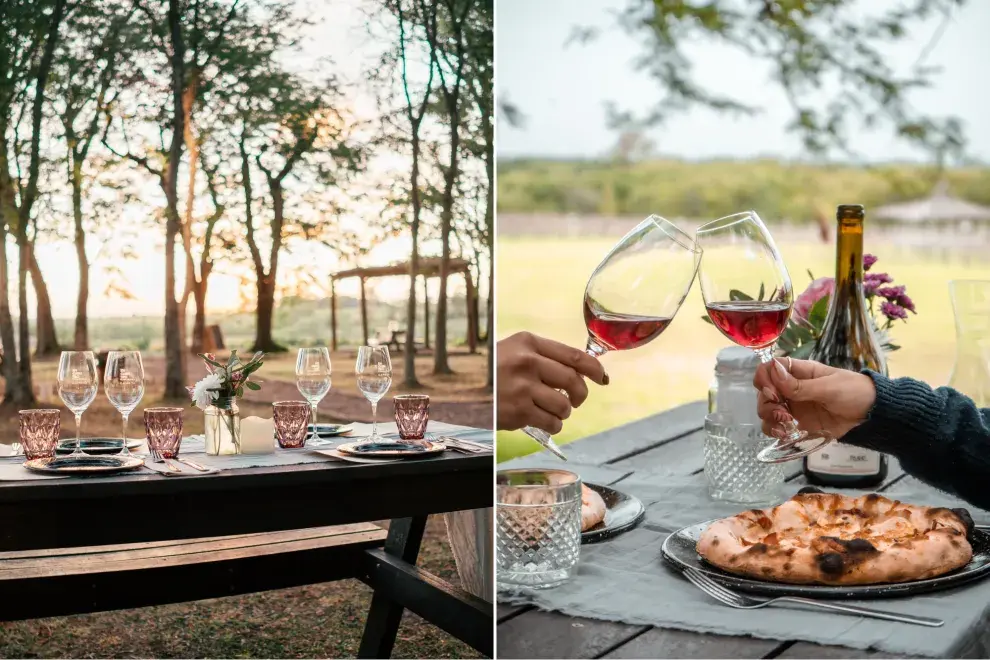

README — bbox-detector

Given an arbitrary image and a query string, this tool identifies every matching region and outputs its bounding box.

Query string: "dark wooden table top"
[496,401,990,659]
[0,449,492,551]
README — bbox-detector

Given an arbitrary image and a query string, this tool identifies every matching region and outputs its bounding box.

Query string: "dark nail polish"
[602,370,610,386]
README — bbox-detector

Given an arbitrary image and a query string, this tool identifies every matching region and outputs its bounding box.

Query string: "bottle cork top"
[837,204,865,220]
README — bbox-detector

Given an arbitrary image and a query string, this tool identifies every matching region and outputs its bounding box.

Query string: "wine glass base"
[757,434,832,463]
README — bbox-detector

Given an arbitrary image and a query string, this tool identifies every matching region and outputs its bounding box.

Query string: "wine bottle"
[805,204,888,488]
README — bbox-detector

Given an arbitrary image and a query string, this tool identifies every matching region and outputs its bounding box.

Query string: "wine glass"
[355,346,392,444]
[522,215,703,459]
[57,351,99,458]
[695,210,832,463]
[296,347,332,444]
[104,351,145,457]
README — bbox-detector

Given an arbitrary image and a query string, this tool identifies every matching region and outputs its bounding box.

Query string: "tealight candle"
[240,416,275,455]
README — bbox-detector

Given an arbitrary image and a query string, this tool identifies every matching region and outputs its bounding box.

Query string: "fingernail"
[770,427,786,438]
[762,386,780,403]
[773,358,789,379]
[772,409,793,424]
[602,368,610,386]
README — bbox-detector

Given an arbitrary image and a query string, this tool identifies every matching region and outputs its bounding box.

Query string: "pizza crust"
[697,490,974,585]
[581,484,606,531]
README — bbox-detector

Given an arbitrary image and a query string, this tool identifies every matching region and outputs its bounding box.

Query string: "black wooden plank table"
[0,448,494,658]
[496,401,989,660]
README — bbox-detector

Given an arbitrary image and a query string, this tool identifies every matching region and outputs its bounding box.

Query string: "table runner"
[498,466,990,658]
[0,421,492,480]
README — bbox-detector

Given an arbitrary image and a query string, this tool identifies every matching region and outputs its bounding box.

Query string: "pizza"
[696,487,975,585]
[581,484,606,531]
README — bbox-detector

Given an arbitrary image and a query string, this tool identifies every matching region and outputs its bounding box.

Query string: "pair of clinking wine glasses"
[525,211,829,464]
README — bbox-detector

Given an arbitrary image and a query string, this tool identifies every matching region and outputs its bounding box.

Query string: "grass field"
[496,234,990,462]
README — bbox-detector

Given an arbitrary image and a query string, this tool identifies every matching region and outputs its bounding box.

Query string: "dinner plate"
[661,518,990,599]
[56,438,143,455]
[308,423,354,437]
[24,454,145,475]
[582,482,646,544]
[336,439,445,458]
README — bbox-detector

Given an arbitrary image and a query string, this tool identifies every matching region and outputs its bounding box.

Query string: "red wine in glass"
[584,298,672,351]
[705,300,791,349]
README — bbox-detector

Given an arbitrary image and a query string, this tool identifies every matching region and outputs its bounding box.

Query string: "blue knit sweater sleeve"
[841,370,990,511]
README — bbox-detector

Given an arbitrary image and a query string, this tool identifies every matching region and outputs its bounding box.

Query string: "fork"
[147,446,180,473]
[680,567,943,627]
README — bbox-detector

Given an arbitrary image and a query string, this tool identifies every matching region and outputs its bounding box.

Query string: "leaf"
[807,294,830,330]
[729,288,754,301]
[245,381,261,391]
[227,350,238,366]
[198,354,226,370]
[807,269,815,281]
[236,386,244,398]
[700,315,714,325]
[789,341,818,360]
[885,343,901,352]
[758,282,765,301]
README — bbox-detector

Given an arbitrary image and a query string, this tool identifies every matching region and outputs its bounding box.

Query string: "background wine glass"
[523,215,703,459]
[296,347,332,444]
[695,210,831,462]
[355,346,392,443]
[57,351,99,458]
[104,351,145,457]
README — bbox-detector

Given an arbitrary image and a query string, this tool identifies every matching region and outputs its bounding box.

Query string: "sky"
[496,0,990,163]
[32,0,458,319]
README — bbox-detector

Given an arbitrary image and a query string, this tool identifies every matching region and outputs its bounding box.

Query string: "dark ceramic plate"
[336,439,445,458]
[661,518,990,599]
[56,438,143,455]
[307,423,354,437]
[582,483,646,544]
[24,454,144,475]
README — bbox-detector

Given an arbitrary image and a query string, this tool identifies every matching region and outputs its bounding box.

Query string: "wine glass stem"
[311,403,318,427]
[121,413,129,455]
[753,344,805,443]
[74,413,83,455]
[371,401,378,438]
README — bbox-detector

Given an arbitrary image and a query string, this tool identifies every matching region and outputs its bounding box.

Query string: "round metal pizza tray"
[582,483,646,544]
[661,518,990,599]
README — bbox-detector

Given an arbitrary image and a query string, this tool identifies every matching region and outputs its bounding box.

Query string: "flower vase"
[205,398,241,456]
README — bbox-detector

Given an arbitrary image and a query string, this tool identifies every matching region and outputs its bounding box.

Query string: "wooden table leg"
[358,517,427,659]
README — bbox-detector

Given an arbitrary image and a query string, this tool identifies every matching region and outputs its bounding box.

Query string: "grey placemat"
[499,469,990,658]
[0,422,491,480]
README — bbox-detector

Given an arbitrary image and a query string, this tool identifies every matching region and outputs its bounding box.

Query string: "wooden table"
[497,401,990,659]
[0,447,493,658]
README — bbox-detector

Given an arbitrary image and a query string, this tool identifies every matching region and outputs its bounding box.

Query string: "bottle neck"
[834,218,864,295]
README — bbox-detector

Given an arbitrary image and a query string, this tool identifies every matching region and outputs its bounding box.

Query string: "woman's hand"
[497,332,608,434]
[754,358,876,441]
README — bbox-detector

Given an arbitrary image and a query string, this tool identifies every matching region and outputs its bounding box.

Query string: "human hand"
[497,331,608,434]
[754,358,876,441]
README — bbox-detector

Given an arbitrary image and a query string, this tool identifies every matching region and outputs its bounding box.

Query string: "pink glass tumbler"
[19,409,60,460]
[394,394,429,440]
[274,401,311,449]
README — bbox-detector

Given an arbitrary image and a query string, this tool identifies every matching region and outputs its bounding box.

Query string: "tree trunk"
[0,220,31,405]
[163,0,187,400]
[252,275,280,353]
[433,160,456,375]
[26,243,59,356]
[191,273,208,355]
[71,164,89,350]
[403,131,422,387]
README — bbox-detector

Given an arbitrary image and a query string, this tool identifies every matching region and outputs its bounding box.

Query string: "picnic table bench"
[497,400,990,659]
[0,444,493,658]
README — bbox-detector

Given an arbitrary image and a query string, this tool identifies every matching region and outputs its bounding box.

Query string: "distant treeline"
[497,159,990,221]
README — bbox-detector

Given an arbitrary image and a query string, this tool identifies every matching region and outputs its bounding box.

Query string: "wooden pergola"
[330,257,478,353]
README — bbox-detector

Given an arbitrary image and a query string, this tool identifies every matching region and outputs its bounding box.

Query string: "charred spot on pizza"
[710,538,719,546]
[949,507,975,542]
[745,542,769,554]
[783,562,792,572]
[817,551,845,576]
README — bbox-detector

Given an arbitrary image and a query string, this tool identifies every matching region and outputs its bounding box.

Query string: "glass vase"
[948,280,990,407]
[204,397,241,456]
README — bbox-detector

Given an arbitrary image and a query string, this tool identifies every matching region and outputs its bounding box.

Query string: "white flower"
[191,373,222,410]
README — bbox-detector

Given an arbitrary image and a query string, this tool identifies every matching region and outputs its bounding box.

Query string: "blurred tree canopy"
[565,0,967,161]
